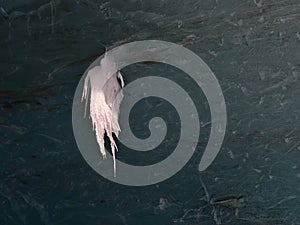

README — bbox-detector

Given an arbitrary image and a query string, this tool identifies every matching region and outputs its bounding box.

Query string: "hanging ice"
[81,55,124,176]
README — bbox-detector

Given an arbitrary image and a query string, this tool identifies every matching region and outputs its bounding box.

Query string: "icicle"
[81,55,124,177]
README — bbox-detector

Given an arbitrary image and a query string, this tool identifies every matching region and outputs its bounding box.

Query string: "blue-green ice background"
[1,0,300,224]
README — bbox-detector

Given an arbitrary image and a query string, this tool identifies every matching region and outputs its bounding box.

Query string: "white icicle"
[81,55,124,177]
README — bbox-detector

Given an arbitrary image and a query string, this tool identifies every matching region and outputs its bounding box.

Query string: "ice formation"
[81,55,124,176]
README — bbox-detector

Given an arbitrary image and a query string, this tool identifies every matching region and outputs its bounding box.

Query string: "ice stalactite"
[81,55,124,176]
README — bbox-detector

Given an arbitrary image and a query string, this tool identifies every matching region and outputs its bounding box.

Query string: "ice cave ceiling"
[0,0,300,224]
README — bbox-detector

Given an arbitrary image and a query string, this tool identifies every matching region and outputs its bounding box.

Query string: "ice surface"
[1,0,300,224]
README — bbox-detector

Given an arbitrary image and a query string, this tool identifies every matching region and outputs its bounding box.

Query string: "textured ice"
[2,0,300,223]
[81,55,124,176]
